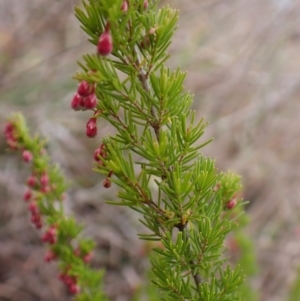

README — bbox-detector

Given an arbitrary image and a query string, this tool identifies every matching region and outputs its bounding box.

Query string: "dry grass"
[1,1,300,301]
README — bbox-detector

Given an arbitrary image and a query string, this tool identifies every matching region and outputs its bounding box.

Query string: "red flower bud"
[97,31,113,56]
[40,173,49,187]
[42,226,57,244]
[31,212,43,229]
[30,214,41,224]
[28,202,39,214]
[27,175,37,187]
[35,220,43,229]
[85,94,97,110]
[226,198,237,209]
[23,189,32,202]
[121,1,128,12]
[144,0,148,9]
[86,118,97,138]
[41,186,51,194]
[69,284,80,295]
[77,80,94,97]
[103,178,111,188]
[83,252,93,263]
[44,250,57,262]
[22,150,33,162]
[71,93,82,111]
[4,122,14,135]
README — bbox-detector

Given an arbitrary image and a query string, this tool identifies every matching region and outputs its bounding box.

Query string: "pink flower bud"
[27,175,37,187]
[4,123,18,149]
[77,80,94,97]
[97,31,113,56]
[103,178,111,188]
[30,214,41,224]
[71,93,82,111]
[40,173,49,187]
[79,96,87,111]
[28,202,39,214]
[23,189,32,202]
[85,94,97,110]
[121,1,128,12]
[44,250,57,262]
[22,150,33,162]
[69,284,80,295]
[86,118,97,138]
[42,226,57,244]
[144,0,148,9]
[226,198,237,209]
[4,122,14,135]
[41,186,51,194]
[35,220,43,229]
[83,252,93,263]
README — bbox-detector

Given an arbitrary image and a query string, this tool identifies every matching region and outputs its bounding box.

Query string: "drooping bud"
[97,30,113,56]
[22,150,33,162]
[85,94,97,110]
[4,122,14,135]
[23,189,32,202]
[4,122,19,150]
[71,93,83,111]
[86,118,98,138]
[27,175,37,187]
[69,284,81,295]
[93,147,102,162]
[226,198,237,209]
[42,225,57,244]
[79,96,87,111]
[103,178,111,188]
[83,252,93,263]
[40,173,49,187]
[121,1,128,12]
[41,186,51,194]
[77,81,94,97]
[28,202,39,215]
[44,249,57,262]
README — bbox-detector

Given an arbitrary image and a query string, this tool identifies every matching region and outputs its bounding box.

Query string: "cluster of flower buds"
[93,144,113,188]
[42,225,58,245]
[26,171,51,194]
[74,247,93,264]
[28,202,43,229]
[44,249,57,263]
[59,270,81,295]
[93,143,106,165]
[71,80,97,111]
[4,122,19,150]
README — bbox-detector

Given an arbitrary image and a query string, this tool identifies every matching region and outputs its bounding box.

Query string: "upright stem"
[134,46,160,141]
[183,226,202,292]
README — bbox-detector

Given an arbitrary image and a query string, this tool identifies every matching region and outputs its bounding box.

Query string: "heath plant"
[4,1,251,300]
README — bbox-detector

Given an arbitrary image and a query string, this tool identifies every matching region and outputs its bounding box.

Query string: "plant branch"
[183,226,202,292]
[133,46,160,142]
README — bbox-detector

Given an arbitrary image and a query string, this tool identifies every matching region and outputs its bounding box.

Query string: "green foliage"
[5,1,257,300]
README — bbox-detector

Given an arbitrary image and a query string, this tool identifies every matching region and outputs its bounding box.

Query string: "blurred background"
[1,0,300,300]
